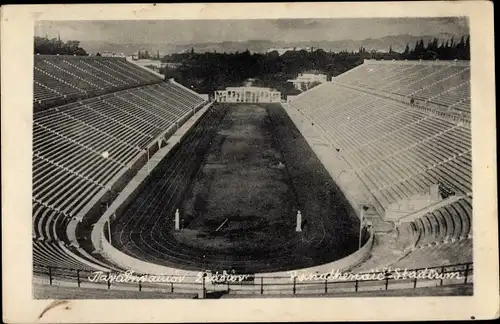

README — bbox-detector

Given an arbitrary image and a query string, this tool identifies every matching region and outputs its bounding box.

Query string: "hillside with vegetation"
[34,36,88,56]
[161,36,470,95]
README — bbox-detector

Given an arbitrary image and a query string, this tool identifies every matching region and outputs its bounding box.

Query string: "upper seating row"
[333,60,470,118]
[34,55,162,110]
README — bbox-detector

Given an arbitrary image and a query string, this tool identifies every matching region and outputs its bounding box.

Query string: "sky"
[35,18,469,45]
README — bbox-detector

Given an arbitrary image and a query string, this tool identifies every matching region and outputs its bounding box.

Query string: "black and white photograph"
[2,2,498,323]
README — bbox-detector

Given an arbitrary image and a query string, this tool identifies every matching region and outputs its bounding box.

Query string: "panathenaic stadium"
[32,54,472,299]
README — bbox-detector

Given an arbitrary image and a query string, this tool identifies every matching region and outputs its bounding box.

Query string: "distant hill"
[81,33,467,56]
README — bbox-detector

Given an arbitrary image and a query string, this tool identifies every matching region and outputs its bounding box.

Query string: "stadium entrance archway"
[215,86,281,103]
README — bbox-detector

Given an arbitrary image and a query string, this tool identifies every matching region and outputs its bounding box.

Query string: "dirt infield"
[112,103,359,273]
[176,104,296,253]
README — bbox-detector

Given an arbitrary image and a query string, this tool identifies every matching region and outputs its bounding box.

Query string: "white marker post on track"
[174,208,180,230]
[296,210,302,232]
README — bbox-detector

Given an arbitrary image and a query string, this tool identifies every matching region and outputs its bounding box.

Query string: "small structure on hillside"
[100,51,126,58]
[287,71,328,91]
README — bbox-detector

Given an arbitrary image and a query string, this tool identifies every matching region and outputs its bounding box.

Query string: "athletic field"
[113,103,360,273]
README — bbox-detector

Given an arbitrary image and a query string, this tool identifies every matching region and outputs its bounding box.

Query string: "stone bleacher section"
[33,74,207,271]
[290,60,472,216]
[34,55,162,110]
[335,59,470,119]
[289,59,473,272]
[392,197,472,268]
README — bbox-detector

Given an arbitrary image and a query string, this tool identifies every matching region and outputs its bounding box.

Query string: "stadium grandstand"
[32,54,208,275]
[286,59,472,273]
[33,53,473,298]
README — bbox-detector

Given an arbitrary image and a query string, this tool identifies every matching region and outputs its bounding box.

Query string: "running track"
[112,104,360,273]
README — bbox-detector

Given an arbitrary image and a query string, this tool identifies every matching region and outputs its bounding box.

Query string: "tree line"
[34,36,87,56]
[401,35,470,60]
[33,34,469,95]
[162,49,366,95]
[162,35,470,95]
